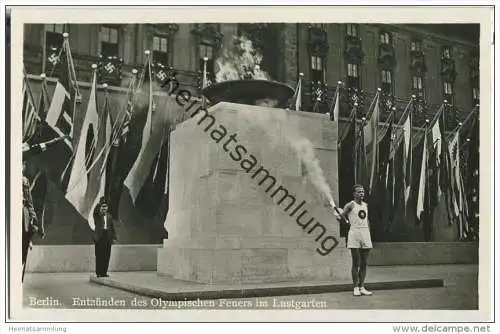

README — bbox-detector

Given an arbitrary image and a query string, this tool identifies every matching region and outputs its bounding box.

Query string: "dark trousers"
[22,229,32,265]
[22,229,32,282]
[95,230,113,276]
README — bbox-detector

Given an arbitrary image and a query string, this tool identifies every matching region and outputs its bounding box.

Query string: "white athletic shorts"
[347,227,373,249]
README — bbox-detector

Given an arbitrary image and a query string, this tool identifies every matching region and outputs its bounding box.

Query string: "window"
[199,43,215,78]
[347,63,360,89]
[45,24,66,49]
[381,70,393,95]
[100,26,119,57]
[381,70,392,84]
[411,39,422,52]
[443,82,453,95]
[380,32,391,45]
[152,35,170,66]
[347,24,358,37]
[310,55,324,83]
[348,63,359,77]
[472,87,479,101]
[46,24,65,33]
[442,46,452,59]
[412,75,424,96]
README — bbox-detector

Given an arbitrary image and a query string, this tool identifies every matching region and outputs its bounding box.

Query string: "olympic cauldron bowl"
[201,80,295,109]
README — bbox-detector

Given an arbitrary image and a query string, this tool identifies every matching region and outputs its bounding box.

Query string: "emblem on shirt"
[358,210,367,219]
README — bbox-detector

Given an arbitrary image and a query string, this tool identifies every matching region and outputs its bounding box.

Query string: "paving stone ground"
[22,264,478,310]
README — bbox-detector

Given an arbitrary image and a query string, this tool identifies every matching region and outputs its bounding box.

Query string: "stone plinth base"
[158,102,348,283]
[158,238,351,283]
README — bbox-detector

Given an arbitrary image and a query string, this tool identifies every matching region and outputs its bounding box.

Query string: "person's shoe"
[103,274,109,278]
[360,287,373,296]
[353,287,361,296]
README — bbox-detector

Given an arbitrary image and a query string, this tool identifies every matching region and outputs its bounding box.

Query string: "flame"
[215,35,271,83]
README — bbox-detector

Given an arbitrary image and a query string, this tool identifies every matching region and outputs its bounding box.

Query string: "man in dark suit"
[93,198,116,278]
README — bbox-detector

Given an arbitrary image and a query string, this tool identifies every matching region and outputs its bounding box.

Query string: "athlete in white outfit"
[340,184,373,297]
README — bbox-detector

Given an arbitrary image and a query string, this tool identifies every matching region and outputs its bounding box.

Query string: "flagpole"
[379,106,397,139]
[353,102,360,184]
[63,33,80,98]
[364,89,381,121]
[42,26,47,74]
[389,94,415,158]
[338,101,358,146]
[135,50,151,93]
[287,72,304,112]
[329,80,342,121]
[429,100,447,129]
[396,95,415,127]
[201,56,209,108]
[448,104,479,136]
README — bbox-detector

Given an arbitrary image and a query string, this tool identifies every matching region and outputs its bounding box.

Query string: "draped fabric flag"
[424,106,463,241]
[65,70,111,229]
[369,115,393,240]
[88,95,112,229]
[136,137,171,218]
[416,133,428,222]
[290,74,302,111]
[355,120,369,190]
[125,93,178,205]
[157,137,172,224]
[338,106,357,209]
[467,112,479,234]
[384,136,404,235]
[329,84,340,121]
[362,92,380,195]
[429,104,444,200]
[402,103,413,214]
[422,130,442,241]
[29,75,52,150]
[438,108,456,226]
[37,77,51,123]
[44,37,82,194]
[106,74,137,218]
[28,75,53,233]
[123,56,155,202]
[449,129,469,239]
[386,149,396,224]
[22,72,39,143]
[45,38,77,148]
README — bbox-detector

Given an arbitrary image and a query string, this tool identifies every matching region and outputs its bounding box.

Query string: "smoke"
[239,109,334,206]
[290,137,335,206]
[215,35,271,83]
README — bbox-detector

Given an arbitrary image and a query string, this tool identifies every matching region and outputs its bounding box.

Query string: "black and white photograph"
[5,4,495,325]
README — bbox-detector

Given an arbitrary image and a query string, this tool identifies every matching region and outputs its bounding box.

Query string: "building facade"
[21,23,480,244]
[23,23,479,127]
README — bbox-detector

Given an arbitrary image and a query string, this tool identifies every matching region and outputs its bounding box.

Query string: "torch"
[328,198,349,226]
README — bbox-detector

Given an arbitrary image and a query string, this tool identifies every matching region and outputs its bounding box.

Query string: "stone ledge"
[90,274,444,301]
[370,242,478,266]
[26,245,161,273]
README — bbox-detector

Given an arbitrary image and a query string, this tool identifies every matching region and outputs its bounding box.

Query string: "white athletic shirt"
[346,201,369,229]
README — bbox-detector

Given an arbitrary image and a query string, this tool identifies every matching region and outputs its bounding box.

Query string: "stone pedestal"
[157,102,351,283]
